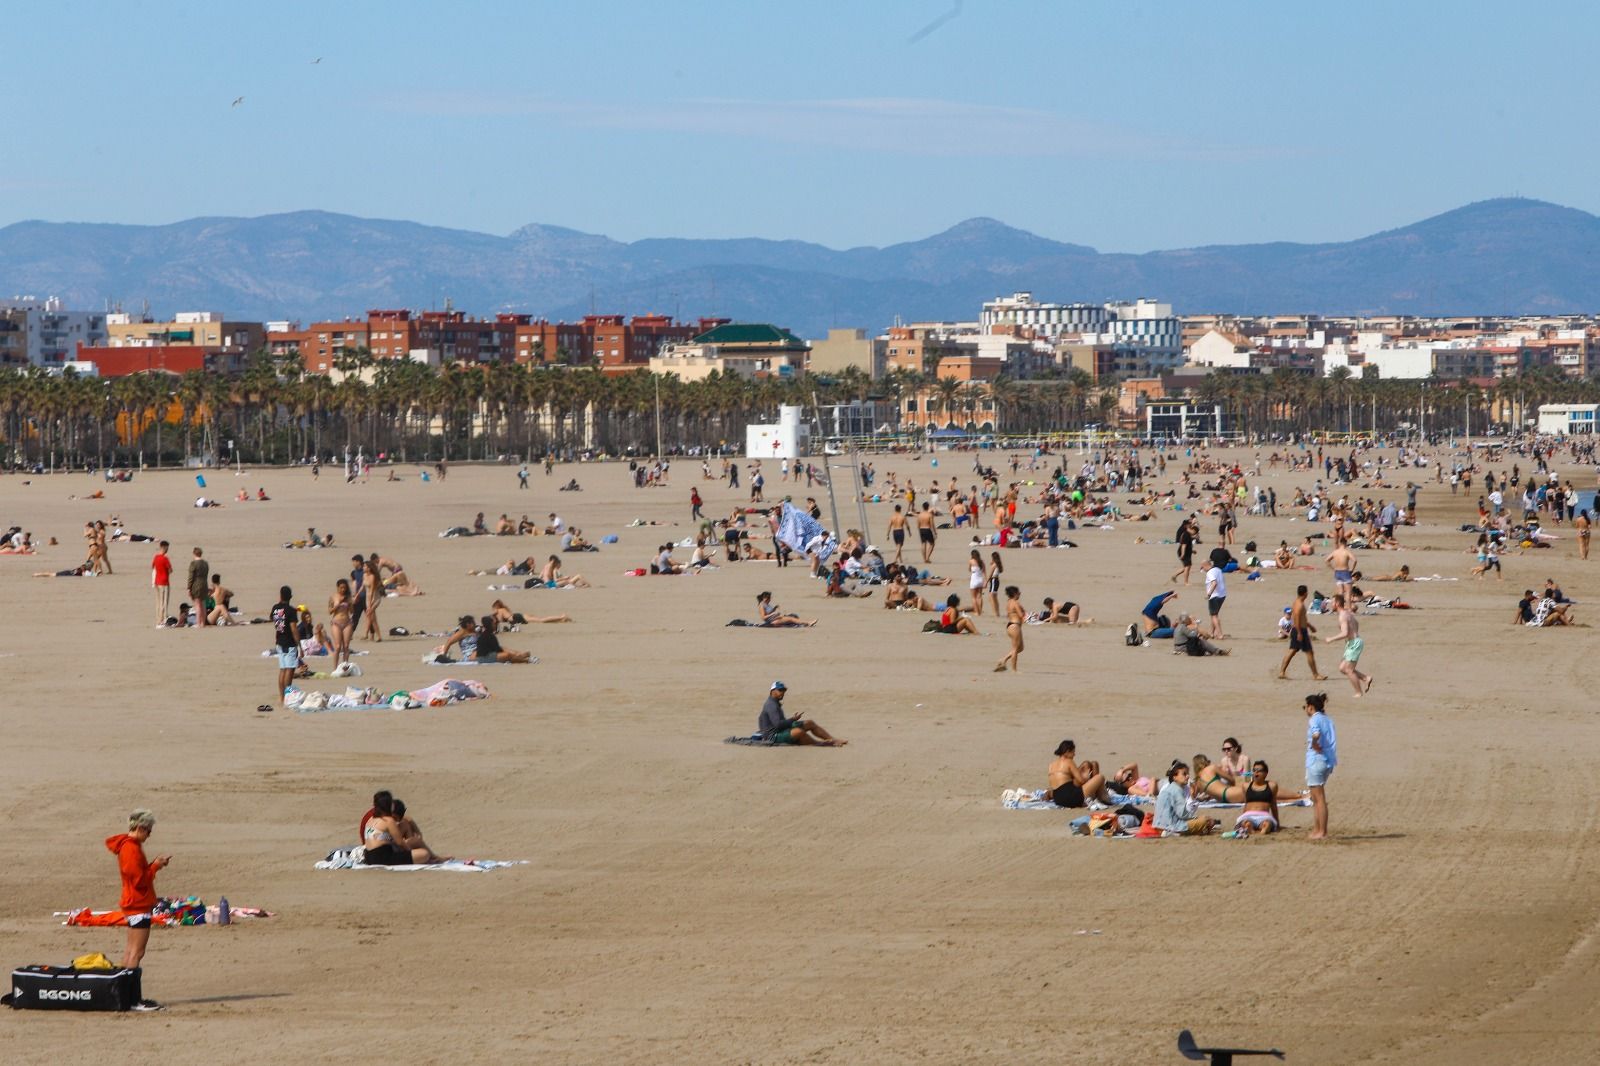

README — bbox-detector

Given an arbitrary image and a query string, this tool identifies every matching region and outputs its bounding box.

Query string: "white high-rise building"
[0,297,109,366]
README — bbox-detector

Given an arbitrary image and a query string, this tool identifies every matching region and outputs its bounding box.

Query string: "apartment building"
[807,327,887,379]
[107,311,264,353]
[0,297,108,365]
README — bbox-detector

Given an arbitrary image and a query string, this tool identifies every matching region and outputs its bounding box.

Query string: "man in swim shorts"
[887,505,909,563]
[269,585,300,706]
[757,681,844,746]
[916,502,936,563]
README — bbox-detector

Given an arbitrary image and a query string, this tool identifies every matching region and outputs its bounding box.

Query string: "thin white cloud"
[375,91,1296,162]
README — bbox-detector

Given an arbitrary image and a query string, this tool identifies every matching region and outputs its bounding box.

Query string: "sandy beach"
[4,449,1600,1065]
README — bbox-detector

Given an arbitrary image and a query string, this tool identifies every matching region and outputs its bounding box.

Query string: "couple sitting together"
[359,790,448,865]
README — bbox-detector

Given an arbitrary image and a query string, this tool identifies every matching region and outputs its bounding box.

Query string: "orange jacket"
[105,833,160,911]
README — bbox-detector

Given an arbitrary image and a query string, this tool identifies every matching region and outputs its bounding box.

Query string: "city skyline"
[7,0,1599,252]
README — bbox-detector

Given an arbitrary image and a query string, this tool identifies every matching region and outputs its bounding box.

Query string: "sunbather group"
[1043,737,1299,837]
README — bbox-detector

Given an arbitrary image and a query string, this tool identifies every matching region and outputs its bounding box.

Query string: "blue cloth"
[777,502,833,560]
[1307,711,1338,773]
[1141,593,1170,621]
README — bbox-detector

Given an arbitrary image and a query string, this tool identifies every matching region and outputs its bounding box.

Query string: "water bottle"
[217,895,230,926]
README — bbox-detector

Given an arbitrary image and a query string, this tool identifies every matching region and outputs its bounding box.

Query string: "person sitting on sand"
[434,614,480,660]
[1234,759,1289,836]
[1173,612,1229,656]
[1519,588,1574,627]
[755,590,815,627]
[1274,541,1296,570]
[560,528,596,552]
[473,512,489,535]
[1036,596,1090,624]
[490,599,571,626]
[688,538,718,570]
[470,616,532,663]
[938,594,979,634]
[652,545,683,575]
[495,514,516,535]
[256,487,270,501]
[541,555,591,588]
[206,573,238,626]
[757,681,844,746]
[361,791,445,865]
[1044,739,1110,808]
[884,571,939,611]
[1154,762,1216,836]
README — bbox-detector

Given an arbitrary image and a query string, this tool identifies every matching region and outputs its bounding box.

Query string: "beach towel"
[59,898,274,927]
[315,846,525,872]
[724,733,781,746]
[421,654,525,666]
[777,503,836,561]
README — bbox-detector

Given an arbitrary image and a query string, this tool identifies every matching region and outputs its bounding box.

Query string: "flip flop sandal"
[256,704,274,713]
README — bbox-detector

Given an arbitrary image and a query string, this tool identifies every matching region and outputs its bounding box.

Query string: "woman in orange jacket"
[105,809,171,968]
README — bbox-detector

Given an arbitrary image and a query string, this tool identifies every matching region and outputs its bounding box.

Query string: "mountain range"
[1,198,1597,338]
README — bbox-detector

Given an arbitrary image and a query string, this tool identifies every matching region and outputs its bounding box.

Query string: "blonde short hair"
[128,809,156,831]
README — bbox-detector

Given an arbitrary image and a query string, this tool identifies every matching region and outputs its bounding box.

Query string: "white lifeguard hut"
[746,405,810,460]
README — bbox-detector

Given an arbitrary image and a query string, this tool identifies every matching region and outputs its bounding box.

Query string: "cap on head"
[771,680,787,691]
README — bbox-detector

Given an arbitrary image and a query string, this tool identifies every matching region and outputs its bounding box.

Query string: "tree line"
[0,348,1583,469]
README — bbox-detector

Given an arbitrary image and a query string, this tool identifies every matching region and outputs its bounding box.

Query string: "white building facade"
[0,297,109,366]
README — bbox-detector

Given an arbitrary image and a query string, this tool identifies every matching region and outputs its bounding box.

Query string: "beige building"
[807,327,886,378]
[107,311,265,352]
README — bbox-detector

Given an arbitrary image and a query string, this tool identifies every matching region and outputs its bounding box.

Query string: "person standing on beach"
[887,505,909,563]
[994,585,1025,672]
[1326,541,1356,603]
[1324,593,1372,697]
[690,487,704,521]
[1577,509,1591,560]
[1279,585,1327,681]
[1171,515,1198,585]
[1204,555,1227,640]
[151,541,172,626]
[105,808,169,1007]
[518,464,529,489]
[347,553,368,634]
[917,502,937,563]
[1304,692,1337,839]
[186,548,210,628]
[270,585,300,704]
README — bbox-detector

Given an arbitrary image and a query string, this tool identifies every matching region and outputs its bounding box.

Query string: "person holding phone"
[757,681,845,746]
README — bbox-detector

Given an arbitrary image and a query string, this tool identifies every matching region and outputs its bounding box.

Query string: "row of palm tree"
[0,349,1587,470]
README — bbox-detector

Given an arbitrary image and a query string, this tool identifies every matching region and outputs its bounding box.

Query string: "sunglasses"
[1221,746,1237,752]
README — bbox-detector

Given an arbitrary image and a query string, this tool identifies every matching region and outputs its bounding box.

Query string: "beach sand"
[4,452,1599,1064]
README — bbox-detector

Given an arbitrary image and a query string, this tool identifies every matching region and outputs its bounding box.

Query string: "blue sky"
[6,0,1594,251]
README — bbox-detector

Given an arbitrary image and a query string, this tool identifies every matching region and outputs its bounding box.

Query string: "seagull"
[231,96,244,108]
[311,57,322,64]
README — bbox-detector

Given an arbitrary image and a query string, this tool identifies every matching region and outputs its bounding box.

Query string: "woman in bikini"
[1577,509,1591,561]
[1217,737,1249,779]
[994,585,1025,672]
[1192,753,1247,804]
[327,578,355,664]
[755,591,815,627]
[1234,759,1289,836]
[361,559,383,642]
[489,599,571,626]
[986,551,1004,615]
[1111,764,1157,798]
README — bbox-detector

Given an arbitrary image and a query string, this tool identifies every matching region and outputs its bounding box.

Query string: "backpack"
[1125,623,1143,647]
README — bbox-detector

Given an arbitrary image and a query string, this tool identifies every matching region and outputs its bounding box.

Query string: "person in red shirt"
[106,809,170,969]
[150,540,172,626]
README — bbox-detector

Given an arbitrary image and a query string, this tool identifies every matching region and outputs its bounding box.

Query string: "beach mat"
[724,734,781,746]
[315,846,525,872]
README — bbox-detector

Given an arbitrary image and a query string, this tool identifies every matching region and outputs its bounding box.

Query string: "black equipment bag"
[4,965,141,1011]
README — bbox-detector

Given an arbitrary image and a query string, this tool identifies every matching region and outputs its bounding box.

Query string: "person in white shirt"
[1204,561,1228,639]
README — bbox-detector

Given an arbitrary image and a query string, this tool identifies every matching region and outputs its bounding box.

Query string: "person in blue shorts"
[269,585,300,706]
[1304,692,1337,840]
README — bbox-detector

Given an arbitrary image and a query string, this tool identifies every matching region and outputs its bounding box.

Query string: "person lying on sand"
[541,555,590,588]
[490,599,570,626]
